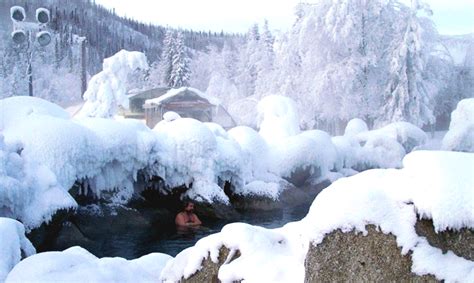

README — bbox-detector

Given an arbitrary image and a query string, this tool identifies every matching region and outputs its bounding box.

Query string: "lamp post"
[10,6,52,97]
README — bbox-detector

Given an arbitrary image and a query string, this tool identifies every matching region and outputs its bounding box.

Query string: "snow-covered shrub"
[0,218,35,282]
[442,98,474,152]
[79,50,149,118]
[257,95,300,143]
[5,246,171,283]
[344,118,368,137]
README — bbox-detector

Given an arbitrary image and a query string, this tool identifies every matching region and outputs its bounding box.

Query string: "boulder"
[304,225,439,282]
[182,246,241,283]
[415,219,474,261]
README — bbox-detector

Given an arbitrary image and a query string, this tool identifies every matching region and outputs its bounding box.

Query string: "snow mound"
[234,180,285,201]
[0,218,35,282]
[161,151,474,282]
[5,246,172,283]
[442,98,474,152]
[79,50,149,118]
[257,95,300,143]
[344,118,368,136]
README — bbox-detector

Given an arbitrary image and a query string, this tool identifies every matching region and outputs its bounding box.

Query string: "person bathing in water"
[175,201,202,227]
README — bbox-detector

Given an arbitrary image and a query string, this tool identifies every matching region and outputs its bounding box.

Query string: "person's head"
[183,201,195,213]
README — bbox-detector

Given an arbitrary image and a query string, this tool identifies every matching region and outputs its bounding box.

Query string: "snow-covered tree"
[254,20,275,97]
[380,0,435,127]
[170,31,191,88]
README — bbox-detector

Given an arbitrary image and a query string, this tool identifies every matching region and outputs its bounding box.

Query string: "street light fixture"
[10,6,52,97]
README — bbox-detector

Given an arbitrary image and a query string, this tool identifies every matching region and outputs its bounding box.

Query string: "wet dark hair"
[183,201,194,209]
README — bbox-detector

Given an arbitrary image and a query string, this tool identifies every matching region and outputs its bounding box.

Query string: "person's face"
[185,203,194,212]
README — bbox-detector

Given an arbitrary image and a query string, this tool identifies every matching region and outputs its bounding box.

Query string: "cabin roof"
[144,87,220,108]
[128,87,171,101]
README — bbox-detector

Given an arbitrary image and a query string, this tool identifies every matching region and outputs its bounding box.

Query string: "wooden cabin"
[143,87,236,129]
[124,87,171,119]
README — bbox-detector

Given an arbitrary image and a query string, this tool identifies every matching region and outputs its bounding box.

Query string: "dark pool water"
[100,202,311,259]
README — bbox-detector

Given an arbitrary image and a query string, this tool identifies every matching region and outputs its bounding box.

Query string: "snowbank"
[0,218,35,282]
[5,246,171,283]
[79,50,149,118]
[160,151,474,282]
[442,98,474,152]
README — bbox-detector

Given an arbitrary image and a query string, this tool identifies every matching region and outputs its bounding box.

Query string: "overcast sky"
[95,0,473,35]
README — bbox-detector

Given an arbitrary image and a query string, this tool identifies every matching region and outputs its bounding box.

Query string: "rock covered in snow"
[442,98,474,152]
[0,218,35,282]
[5,246,171,283]
[79,50,149,118]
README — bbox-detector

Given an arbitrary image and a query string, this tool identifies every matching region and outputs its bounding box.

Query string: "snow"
[5,246,172,283]
[153,118,230,204]
[227,126,273,182]
[163,111,181,122]
[79,50,149,118]
[357,122,427,153]
[442,98,474,152]
[10,6,25,22]
[0,218,35,282]
[344,118,368,137]
[0,126,76,230]
[145,87,220,107]
[160,151,474,282]
[257,95,300,144]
